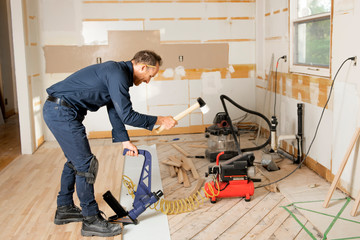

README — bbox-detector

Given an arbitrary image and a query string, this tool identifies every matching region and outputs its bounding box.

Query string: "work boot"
[54,204,83,225]
[81,212,122,237]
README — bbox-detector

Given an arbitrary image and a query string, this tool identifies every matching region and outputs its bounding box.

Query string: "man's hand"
[156,116,177,130]
[122,141,138,156]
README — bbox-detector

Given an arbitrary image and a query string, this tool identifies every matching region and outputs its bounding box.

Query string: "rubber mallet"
[155,97,209,134]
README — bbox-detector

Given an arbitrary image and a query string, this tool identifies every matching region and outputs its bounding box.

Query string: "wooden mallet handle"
[155,102,201,134]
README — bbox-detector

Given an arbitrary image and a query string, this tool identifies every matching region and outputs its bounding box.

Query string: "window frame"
[289,0,331,77]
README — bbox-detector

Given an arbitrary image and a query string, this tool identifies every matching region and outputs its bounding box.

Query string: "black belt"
[47,96,73,108]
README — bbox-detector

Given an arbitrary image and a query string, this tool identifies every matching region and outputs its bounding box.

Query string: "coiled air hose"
[122,174,221,215]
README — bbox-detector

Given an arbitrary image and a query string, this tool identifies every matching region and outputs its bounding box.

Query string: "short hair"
[131,50,162,67]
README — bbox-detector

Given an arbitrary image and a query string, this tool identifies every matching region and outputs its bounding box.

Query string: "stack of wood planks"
[161,154,199,188]
[161,144,200,188]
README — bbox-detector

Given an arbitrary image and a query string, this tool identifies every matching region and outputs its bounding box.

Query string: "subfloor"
[0,132,359,240]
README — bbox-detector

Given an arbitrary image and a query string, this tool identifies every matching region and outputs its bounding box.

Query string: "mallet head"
[197,97,210,114]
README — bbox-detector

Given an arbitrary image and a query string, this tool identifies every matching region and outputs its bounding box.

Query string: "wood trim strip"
[37,135,44,147]
[83,0,254,2]
[208,17,227,20]
[178,17,202,20]
[205,38,255,42]
[265,36,283,41]
[230,17,255,20]
[88,124,211,139]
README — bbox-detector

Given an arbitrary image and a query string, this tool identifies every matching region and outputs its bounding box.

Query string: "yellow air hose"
[122,174,221,215]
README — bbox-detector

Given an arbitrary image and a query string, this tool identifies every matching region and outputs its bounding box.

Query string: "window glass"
[297,0,331,18]
[294,17,330,67]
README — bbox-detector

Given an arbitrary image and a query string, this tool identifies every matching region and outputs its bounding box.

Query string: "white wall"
[256,0,360,197]
[331,0,360,196]
[38,0,257,140]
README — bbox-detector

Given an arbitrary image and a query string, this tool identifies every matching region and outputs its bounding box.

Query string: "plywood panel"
[82,21,143,45]
[43,45,111,73]
[159,43,228,69]
[44,30,229,73]
[44,30,161,73]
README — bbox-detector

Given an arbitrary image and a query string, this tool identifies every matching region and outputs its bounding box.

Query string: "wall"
[332,0,360,197]
[39,0,257,140]
[0,0,16,118]
[21,0,45,149]
[256,0,360,197]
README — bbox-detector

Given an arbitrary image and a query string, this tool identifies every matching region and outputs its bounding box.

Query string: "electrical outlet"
[284,55,287,62]
[353,56,357,66]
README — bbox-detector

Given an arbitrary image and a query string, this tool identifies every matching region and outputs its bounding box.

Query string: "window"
[290,0,331,77]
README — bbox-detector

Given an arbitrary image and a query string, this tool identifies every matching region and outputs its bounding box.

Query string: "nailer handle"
[123,148,146,156]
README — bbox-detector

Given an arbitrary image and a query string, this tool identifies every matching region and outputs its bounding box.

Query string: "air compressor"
[204,151,259,203]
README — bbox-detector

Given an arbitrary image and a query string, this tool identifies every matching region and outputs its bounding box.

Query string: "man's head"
[131,50,162,86]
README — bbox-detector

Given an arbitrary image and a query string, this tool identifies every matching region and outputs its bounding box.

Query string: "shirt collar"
[125,61,134,87]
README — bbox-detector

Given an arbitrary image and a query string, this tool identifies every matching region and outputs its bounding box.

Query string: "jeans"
[43,100,99,216]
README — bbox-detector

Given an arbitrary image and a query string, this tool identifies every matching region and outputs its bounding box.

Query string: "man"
[43,50,177,237]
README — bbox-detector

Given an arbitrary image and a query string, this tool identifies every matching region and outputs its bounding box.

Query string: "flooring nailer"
[103,149,163,224]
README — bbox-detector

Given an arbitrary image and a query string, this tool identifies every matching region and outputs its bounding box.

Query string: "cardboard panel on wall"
[44,30,229,73]
[43,45,111,73]
[107,30,161,61]
[159,43,228,69]
[44,30,161,73]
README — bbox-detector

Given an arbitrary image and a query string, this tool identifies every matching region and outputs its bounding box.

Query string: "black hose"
[220,94,272,153]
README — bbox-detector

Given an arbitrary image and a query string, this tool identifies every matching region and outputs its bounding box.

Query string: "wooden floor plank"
[242,197,290,240]
[271,210,308,239]
[294,221,323,240]
[0,114,21,171]
[170,198,241,240]
[216,192,285,239]
[192,188,269,240]
[2,131,358,240]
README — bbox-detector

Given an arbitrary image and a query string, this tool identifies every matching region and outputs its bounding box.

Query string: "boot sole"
[54,217,83,225]
[81,228,122,237]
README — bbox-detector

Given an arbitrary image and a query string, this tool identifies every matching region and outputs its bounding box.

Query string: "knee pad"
[67,156,99,184]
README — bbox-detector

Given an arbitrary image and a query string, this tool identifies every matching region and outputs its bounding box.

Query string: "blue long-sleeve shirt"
[46,61,157,142]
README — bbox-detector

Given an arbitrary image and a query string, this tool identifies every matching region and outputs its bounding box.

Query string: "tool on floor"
[204,151,259,203]
[203,95,269,202]
[205,94,271,162]
[155,97,210,133]
[103,149,163,224]
[323,127,360,209]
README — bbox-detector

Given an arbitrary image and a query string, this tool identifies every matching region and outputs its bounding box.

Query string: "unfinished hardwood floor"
[152,134,321,240]
[0,114,21,171]
[1,132,353,240]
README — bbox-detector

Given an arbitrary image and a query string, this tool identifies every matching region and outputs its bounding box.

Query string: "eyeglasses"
[140,64,156,68]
